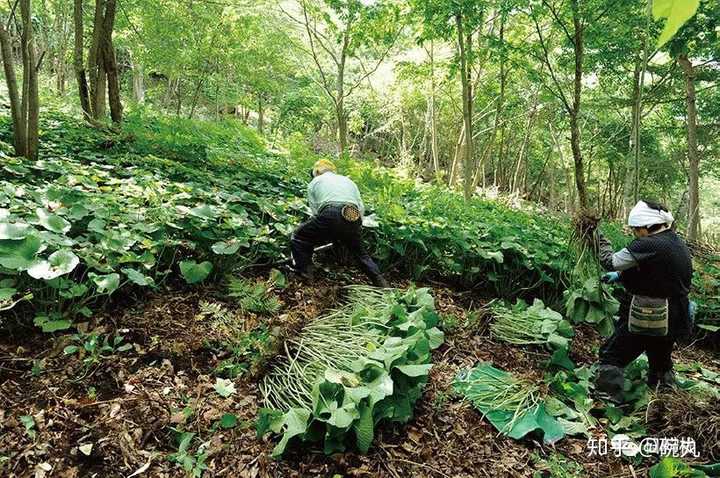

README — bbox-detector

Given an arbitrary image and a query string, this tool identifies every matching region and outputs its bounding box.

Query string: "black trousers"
[599,320,675,379]
[291,205,382,280]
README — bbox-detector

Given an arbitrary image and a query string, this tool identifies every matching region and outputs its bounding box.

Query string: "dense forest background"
[1,0,718,242]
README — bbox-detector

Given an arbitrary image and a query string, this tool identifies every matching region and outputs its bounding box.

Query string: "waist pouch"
[341,204,361,223]
[628,295,669,337]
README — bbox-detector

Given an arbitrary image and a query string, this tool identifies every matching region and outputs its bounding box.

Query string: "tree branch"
[532,14,572,113]
[300,0,336,103]
[542,0,574,46]
[345,26,402,98]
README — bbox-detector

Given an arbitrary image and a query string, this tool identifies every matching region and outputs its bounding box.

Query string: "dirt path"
[1,271,716,477]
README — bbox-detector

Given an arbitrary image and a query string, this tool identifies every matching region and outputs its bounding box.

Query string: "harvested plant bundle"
[454,363,566,444]
[490,299,574,350]
[257,286,444,457]
[565,212,619,336]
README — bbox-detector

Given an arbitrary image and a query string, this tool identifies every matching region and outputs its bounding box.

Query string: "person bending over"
[290,159,388,288]
[593,200,693,401]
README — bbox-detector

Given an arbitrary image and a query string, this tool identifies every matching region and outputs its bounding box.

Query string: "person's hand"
[601,272,620,284]
[689,301,697,320]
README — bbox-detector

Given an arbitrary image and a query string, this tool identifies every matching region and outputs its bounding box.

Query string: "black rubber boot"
[648,370,676,390]
[595,364,625,403]
[371,274,390,288]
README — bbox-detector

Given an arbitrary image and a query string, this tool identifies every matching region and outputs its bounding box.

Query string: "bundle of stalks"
[455,364,540,434]
[260,285,397,411]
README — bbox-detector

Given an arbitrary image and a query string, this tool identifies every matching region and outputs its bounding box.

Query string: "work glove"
[689,301,697,321]
[601,271,620,284]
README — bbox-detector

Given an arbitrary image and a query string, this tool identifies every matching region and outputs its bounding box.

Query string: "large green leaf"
[179,260,213,284]
[211,240,242,255]
[354,405,375,453]
[652,0,701,47]
[121,267,155,287]
[0,236,43,270]
[272,408,311,458]
[0,222,32,240]
[89,272,120,294]
[27,250,80,280]
[35,208,71,234]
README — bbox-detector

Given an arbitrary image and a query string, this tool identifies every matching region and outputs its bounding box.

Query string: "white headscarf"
[627,200,674,228]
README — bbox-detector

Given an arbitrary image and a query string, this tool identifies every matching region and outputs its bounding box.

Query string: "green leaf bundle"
[453,363,565,444]
[490,299,574,351]
[257,286,444,457]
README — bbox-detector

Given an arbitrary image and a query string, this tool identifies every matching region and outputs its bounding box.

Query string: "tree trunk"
[678,54,701,241]
[570,0,588,210]
[0,22,26,157]
[102,0,122,123]
[512,90,539,194]
[336,99,348,156]
[456,14,473,200]
[335,29,350,156]
[257,95,265,134]
[427,41,440,180]
[88,0,106,120]
[131,57,145,103]
[96,69,107,118]
[74,0,92,121]
[55,56,66,95]
[188,77,204,119]
[22,0,39,160]
[624,52,643,215]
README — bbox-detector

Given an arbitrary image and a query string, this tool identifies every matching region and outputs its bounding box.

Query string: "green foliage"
[653,0,701,47]
[0,110,303,323]
[257,286,444,457]
[63,332,134,372]
[168,431,208,478]
[227,276,282,316]
[490,299,574,351]
[649,457,708,478]
[564,278,619,337]
[453,363,566,444]
[19,415,36,440]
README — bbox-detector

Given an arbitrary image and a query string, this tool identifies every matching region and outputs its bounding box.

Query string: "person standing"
[592,200,693,401]
[290,159,389,287]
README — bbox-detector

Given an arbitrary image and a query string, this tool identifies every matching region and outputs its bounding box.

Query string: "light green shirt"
[307,172,365,216]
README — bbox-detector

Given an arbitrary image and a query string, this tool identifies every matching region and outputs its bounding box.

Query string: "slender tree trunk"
[102,0,122,123]
[257,95,265,133]
[22,0,39,160]
[188,77,204,119]
[335,30,350,156]
[456,14,473,200]
[570,0,588,210]
[449,124,465,187]
[74,0,92,121]
[490,15,507,187]
[679,54,701,240]
[88,0,106,119]
[512,90,539,194]
[96,69,107,118]
[0,21,26,157]
[624,53,643,215]
[131,55,145,103]
[427,41,440,180]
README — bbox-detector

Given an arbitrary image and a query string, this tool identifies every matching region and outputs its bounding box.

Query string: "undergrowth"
[0,108,717,337]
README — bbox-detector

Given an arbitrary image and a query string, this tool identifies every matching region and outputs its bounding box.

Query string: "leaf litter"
[1,268,719,477]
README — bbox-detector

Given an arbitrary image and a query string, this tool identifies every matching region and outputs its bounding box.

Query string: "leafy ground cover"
[1,109,718,334]
[2,110,720,477]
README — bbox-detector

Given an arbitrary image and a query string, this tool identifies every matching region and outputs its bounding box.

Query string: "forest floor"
[3,263,719,478]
